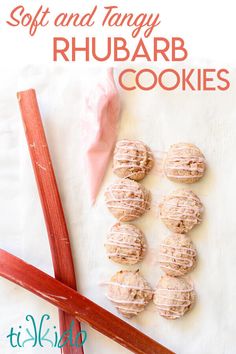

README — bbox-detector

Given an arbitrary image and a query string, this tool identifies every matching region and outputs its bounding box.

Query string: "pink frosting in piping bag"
[85,68,120,204]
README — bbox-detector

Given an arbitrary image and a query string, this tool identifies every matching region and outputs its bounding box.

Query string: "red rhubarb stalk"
[0,249,174,354]
[17,89,84,354]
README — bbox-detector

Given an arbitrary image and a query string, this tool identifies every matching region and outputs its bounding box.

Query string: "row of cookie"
[113,139,206,184]
[104,222,198,276]
[105,270,195,320]
[154,191,203,319]
[105,178,204,230]
[157,169,205,317]
[105,140,154,264]
[104,140,153,319]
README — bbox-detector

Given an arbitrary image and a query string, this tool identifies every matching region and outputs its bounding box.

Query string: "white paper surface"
[0,64,236,354]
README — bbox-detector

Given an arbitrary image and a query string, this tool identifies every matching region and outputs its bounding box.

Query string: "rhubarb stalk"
[0,249,174,354]
[17,89,84,354]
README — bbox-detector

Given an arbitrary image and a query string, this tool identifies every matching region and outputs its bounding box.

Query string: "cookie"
[160,189,203,233]
[164,143,206,183]
[159,233,197,276]
[153,275,195,319]
[113,139,154,181]
[105,179,151,221]
[106,270,153,318]
[105,223,146,265]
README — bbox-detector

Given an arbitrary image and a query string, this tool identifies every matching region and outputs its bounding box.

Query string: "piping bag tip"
[91,197,97,206]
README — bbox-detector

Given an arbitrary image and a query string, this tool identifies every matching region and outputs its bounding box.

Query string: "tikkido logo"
[5,314,87,349]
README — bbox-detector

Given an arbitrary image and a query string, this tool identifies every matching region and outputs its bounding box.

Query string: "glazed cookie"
[113,139,154,181]
[106,270,153,318]
[159,233,197,276]
[105,179,151,221]
[153,275,195,319]
[105,223,146,265]
[160,189,203,233]
[164,143,206,183]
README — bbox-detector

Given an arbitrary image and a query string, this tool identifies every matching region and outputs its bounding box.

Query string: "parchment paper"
[0,64,236,354]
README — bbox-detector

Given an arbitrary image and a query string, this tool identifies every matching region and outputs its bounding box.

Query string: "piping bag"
[84,68,120,204]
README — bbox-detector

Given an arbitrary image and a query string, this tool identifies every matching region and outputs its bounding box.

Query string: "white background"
[0,1,236,354]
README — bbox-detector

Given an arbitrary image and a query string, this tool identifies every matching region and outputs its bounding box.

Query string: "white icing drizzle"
[114,152,153,162]
[106,294,147,305]
[155,287,193,318]
[163,211,201,220]
[105,225,146,262]
[113,141,153,177]
[157,295,192,305]
[108,183,148,192]
[166,165,205,172]
[155,299,192,316]
[115,152,146,158]
[116,142,147,150]
[105,275,153,315]
[173,193,201,202]
[168,145,203,152]
[159,243,196,274]
[105,241,142,250]
[162,215,201,223]
[107,183,147,193]
[115,141,152,156]
[160,244,196,254]
[165,147,206,179]
[114,164,145,169]
[161,195,202,224]
[106,182,150,220]
[106,252,141,260]
[165,174,203,179]
[107,196,149,207]
[113,170,147,181]
[108,231,143,241]
[159,253,193,267]
[166,155,205,162]
[105,281,154,293]
[114,305,143,314]
[156,287,193,293]
[109,230,141,237]
[156,307,185,319]
[107,202,147,213]
[106,231,145,248]
[164,201,201,209]
[159,257,193,271]
[163,208,201,218]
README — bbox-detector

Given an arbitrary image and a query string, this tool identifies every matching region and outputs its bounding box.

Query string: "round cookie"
[160,189,203,233]
[105,223,146,265]
[113,139,154,181]
[153,275,195,319]
[159,233,197,276]
[106,270,153,318]
[164,142,206,183]
[105,179,151,222]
